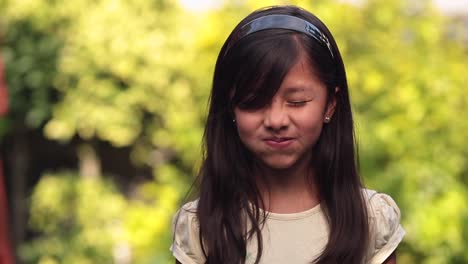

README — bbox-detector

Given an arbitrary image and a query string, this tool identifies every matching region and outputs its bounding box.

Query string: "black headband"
[227,14,334,58]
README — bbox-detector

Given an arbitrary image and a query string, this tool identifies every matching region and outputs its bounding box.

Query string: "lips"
[263,137,294,148]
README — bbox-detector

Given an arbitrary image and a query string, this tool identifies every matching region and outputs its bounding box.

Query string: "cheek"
[234,112,261,140]
[236,120,256,143]
[303,122,324,139]
[293,110,325,137]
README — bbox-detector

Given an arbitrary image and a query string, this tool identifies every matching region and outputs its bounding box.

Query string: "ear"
[324,87,339,123]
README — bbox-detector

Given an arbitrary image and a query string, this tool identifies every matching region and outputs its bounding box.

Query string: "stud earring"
[232,119,236,123]
[324,116,331,123]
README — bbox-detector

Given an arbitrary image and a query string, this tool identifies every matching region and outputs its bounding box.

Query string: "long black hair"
[196,5,369,264]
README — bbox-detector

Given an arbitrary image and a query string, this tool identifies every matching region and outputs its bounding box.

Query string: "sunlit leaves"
[24,173,126,263]
[22,171,182,264]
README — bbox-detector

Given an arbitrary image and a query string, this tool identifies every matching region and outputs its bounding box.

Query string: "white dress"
[170,189,405,264]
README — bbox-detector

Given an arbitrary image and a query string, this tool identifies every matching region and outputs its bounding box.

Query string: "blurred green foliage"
[1,0,467,263]
[19,170,181,264]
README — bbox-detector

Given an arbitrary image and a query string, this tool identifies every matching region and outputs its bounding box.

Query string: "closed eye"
[287,99,312,107]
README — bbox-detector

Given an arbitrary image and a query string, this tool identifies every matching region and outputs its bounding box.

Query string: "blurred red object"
[0,160,14,264]
[0,56,14,264]
[0,56,8,116]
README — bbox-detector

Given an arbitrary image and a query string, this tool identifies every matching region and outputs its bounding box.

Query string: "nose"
[263,99,289,131]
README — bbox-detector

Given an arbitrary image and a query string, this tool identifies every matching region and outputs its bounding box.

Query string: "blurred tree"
[1,0,200,262]
[20,172,127,264]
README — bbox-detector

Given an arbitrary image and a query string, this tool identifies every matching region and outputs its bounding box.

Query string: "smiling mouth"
[263,137,294,148]
[266,137,291,142]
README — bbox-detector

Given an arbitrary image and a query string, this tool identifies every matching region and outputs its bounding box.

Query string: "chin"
[261,157,299,170]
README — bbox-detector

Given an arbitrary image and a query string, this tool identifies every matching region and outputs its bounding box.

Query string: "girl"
[171,5,405,264]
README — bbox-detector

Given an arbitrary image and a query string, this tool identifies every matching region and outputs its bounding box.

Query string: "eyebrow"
[283,87,310,95]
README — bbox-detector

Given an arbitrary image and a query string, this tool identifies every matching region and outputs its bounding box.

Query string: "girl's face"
[234,55,335,170]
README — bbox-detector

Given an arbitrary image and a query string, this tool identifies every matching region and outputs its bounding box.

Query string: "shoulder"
[172,200,199,236]
[363,189,403,235]
[362,189,406,264]
[170,200,205,264]
[174,200,199,222]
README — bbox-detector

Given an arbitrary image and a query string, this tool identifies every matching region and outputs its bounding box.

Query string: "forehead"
[278,56,326,94]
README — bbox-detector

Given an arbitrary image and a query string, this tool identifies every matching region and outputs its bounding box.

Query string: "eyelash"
[287,100,311,107]
[237,99,312,110]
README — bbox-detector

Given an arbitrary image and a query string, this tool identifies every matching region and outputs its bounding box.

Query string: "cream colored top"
[170,189,405,264]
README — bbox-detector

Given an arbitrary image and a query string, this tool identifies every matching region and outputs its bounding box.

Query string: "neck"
[255,160,320,214]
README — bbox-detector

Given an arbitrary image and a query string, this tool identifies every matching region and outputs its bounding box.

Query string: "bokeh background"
[0,0,467,263]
